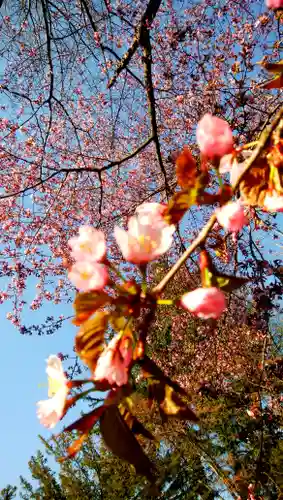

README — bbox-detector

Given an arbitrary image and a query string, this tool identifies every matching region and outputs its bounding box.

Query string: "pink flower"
[196,114,234,158]
[68,225,106,263]
[93,334,133,386]
[68,261,108,291]
[37,355,68,429]
[219,151,252,186]
[180,287,226,319]
[266,0,283,8]
[216,201,247,232]
[135,202,167,226]
[114,207,175,264]
[264,190,283,212]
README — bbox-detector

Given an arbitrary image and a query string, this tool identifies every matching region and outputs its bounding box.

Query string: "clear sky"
[0,293,77,492]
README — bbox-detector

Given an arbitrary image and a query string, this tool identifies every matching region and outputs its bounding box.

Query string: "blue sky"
[0,295,77,491]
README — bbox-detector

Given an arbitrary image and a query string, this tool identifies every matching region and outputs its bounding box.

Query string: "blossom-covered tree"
[0,1,282,498]
[0,0,281,327]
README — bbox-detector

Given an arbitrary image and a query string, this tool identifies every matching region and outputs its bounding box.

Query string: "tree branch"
[141,26,170,197]
[107,0,162,89]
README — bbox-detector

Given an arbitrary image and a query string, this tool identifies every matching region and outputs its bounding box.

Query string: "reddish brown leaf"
[119,405,155,441]
[63,405,105,433]
[259,75,283,89]
[73,291,110,326]
[148,380,198,423]
[215,274,250,292]
[58,434,89,462]
[164,190,197,225]
[100,406,156,482]
[139,355,187,396]
[175,146,197,189]
[239,160,270,207]
[75,311,109,370]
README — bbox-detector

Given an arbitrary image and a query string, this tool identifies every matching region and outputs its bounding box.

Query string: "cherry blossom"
[216,201,247,232]
[68,226,106,263]
[93,333,133,386]
[266,0,283,8]
[114,209,175,264]
[196,114,234,158]
[37,355,68,429]
[180,287,227,319]
[68,261,108,291]
[135,202,167,226]
[264,190,283,212]
[219,151,251,186]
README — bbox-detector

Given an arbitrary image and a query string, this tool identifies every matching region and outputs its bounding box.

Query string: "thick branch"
[141,27,170,197]
[107,0,162,89]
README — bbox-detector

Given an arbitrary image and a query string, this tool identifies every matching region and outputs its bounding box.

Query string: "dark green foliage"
[0,486,17,500]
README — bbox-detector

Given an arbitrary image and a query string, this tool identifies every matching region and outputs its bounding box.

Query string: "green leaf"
[215,274,250,292]
[100,406,155,482]
[73,291,110,326]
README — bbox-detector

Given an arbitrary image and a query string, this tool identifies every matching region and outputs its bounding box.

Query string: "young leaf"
[63,405,105,434]
[175,146,197,189]
[58,406,105,462]
[100,405,155,482]
[75,311,109,371]
[73,291,110,326]
[58,434,89,462]
[148,380,198,422]
[239,160,269,207]
[139,355,187,396]
[119,405,155,441]
[160,385,198,421]
[164,189,197,224]
[258,60,283,89]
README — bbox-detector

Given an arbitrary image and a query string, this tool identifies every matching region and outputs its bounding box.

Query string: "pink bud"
[266,0,283,8]
[176,95,184,103]
[216,201,247,232]
[196,114,234,158]
[180,287,226,319]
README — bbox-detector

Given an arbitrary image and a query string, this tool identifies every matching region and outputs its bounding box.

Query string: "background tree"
[0,0,281,330]
[10,255,283,499]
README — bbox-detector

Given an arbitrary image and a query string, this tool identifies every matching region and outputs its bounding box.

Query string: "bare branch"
[107,0,162,89]
[141,26,170,197]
